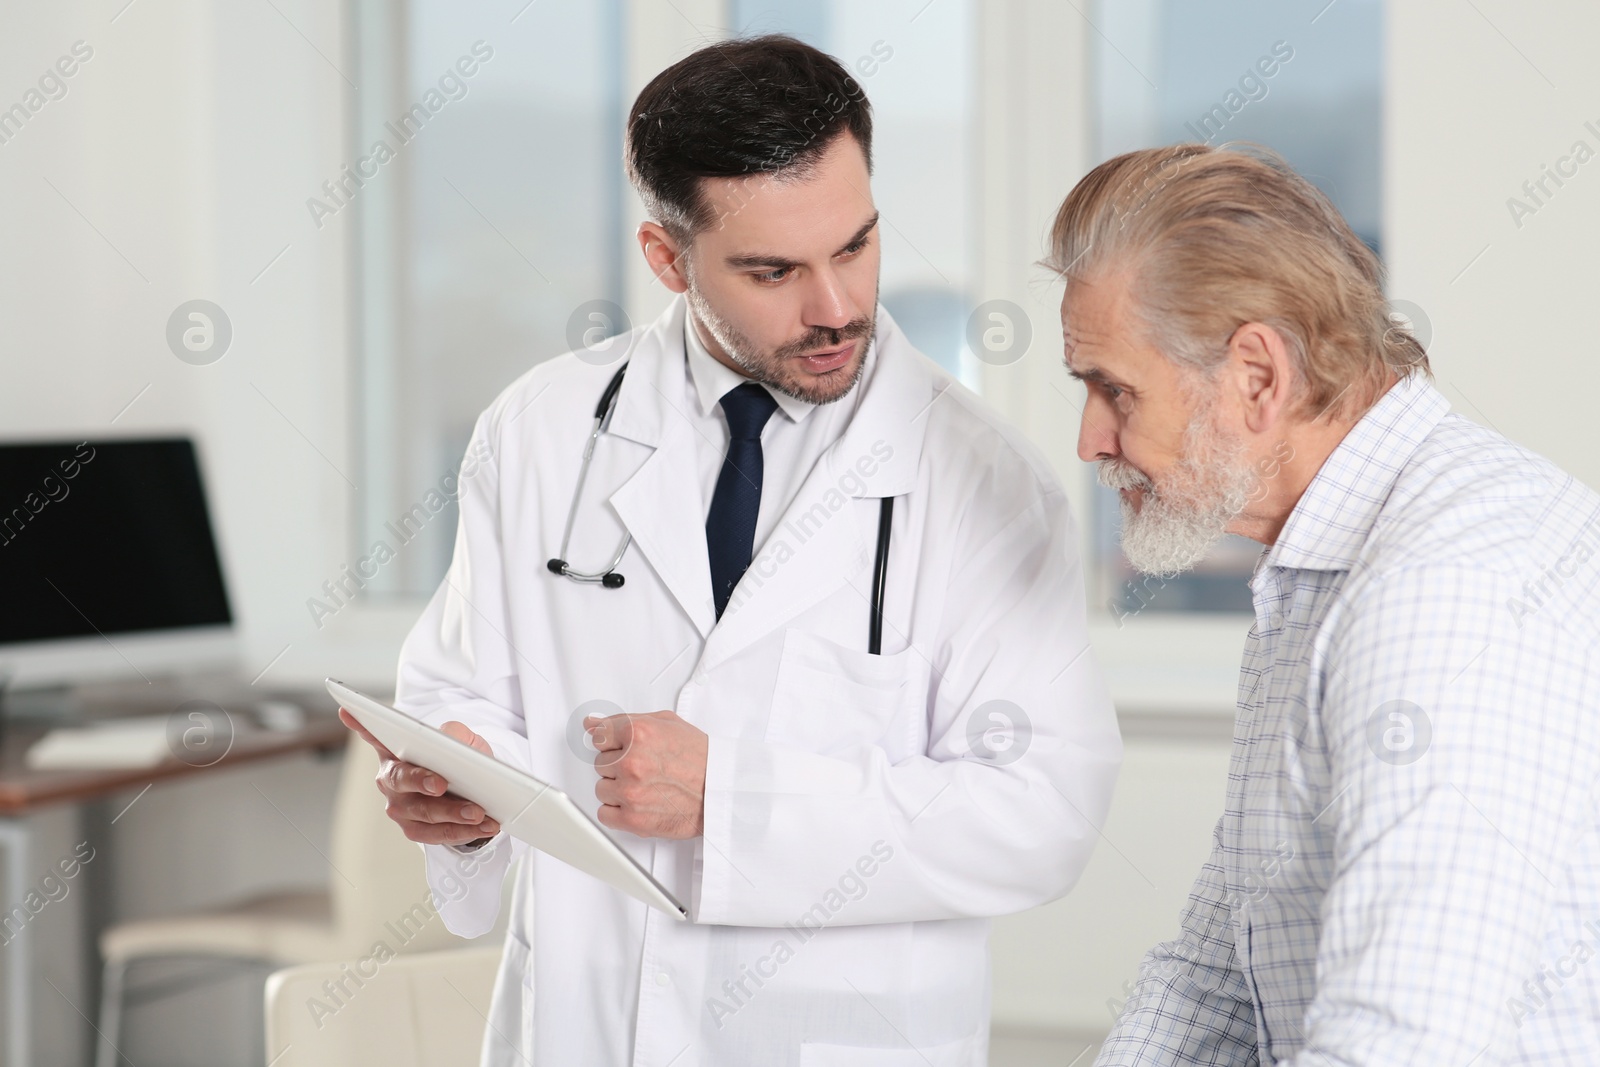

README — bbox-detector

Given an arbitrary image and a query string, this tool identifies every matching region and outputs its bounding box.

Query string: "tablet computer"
[326,678,687,920]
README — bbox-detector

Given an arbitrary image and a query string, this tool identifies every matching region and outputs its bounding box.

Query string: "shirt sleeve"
[1096,816,1261,1067]
[1285,563,1599,1065]
[694,477,1123,926]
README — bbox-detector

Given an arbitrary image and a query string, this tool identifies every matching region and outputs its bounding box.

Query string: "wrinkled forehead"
[1060,273,1138,364]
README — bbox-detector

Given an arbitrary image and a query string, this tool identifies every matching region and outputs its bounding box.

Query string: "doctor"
[344,34,1120,1066]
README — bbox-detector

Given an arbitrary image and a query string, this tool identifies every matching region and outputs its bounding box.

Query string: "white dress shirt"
[682,313,868,549]
[1098,373,1600,1066]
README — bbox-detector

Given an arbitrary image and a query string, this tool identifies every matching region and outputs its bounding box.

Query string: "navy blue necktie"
[706,382,779,620]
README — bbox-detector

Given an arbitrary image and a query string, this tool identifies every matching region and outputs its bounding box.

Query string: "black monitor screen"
[0,439,232,645]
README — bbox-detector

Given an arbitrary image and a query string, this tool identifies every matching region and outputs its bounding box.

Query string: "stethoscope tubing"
[547,364,634,585]
[549,361,893,653]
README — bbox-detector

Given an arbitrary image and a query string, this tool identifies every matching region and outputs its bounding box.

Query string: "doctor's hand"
[585,710,707,839]
[338,708,503,846]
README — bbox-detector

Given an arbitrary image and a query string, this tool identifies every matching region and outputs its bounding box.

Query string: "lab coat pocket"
[765,628,926,763]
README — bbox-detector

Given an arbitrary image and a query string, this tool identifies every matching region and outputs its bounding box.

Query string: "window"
[353,0,625,597]
[1089,0,1383,618]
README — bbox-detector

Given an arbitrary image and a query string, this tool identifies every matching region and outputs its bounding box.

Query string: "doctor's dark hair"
[625,34,874,242]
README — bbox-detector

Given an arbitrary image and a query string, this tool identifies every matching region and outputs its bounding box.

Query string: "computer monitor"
[0,437,238,690]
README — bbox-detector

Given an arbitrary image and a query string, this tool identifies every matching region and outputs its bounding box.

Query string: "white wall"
[1385,0,1600,492]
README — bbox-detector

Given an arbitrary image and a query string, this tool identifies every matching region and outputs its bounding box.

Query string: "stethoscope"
[546,362,896,654]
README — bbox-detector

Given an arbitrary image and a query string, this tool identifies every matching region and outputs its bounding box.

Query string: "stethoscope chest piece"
[547,556,625,588]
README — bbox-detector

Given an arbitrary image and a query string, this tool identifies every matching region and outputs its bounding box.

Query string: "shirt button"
[656,972,671,986]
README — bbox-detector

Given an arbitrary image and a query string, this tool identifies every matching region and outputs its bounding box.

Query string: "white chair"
[95,735,469,1067]
[264,945,502,1067]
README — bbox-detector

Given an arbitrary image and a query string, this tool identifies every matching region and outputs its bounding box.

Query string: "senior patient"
[1053,144,1600,1066]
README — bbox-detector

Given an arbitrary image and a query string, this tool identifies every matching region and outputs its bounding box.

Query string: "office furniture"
[0,692,345,1067]
[264,945,501,1067]
[93,732,464,1067]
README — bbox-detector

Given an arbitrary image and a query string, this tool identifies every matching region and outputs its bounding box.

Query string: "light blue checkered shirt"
[1097,374,1600,1066]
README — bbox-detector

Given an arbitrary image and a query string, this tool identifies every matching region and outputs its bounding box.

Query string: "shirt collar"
[684,313,817,424]
[1261,373,1452,573]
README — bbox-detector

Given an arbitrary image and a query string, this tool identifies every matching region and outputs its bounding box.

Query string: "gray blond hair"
[1046,143,1428,419]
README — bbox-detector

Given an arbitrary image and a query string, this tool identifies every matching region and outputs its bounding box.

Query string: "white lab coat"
[396,296,1121,1066]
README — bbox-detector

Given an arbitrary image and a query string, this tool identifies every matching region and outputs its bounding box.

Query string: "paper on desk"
[26,715,174,770]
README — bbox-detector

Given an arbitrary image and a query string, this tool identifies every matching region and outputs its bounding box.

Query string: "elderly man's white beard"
[1098,394,1257,577]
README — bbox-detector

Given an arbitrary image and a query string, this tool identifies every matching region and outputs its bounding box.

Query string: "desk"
[0,686,346,1067]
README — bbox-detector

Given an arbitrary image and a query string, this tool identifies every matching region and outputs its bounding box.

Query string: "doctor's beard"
[1097,387,1257,577]
[685,280,877,405]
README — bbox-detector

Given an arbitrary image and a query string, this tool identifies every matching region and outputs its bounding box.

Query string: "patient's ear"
[637,222,689,294]
[1227,322,1294,435]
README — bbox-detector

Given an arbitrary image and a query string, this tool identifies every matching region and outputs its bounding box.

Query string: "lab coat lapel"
[606,299,718,639]
[701,459,870,670]
[701,309,932,670]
